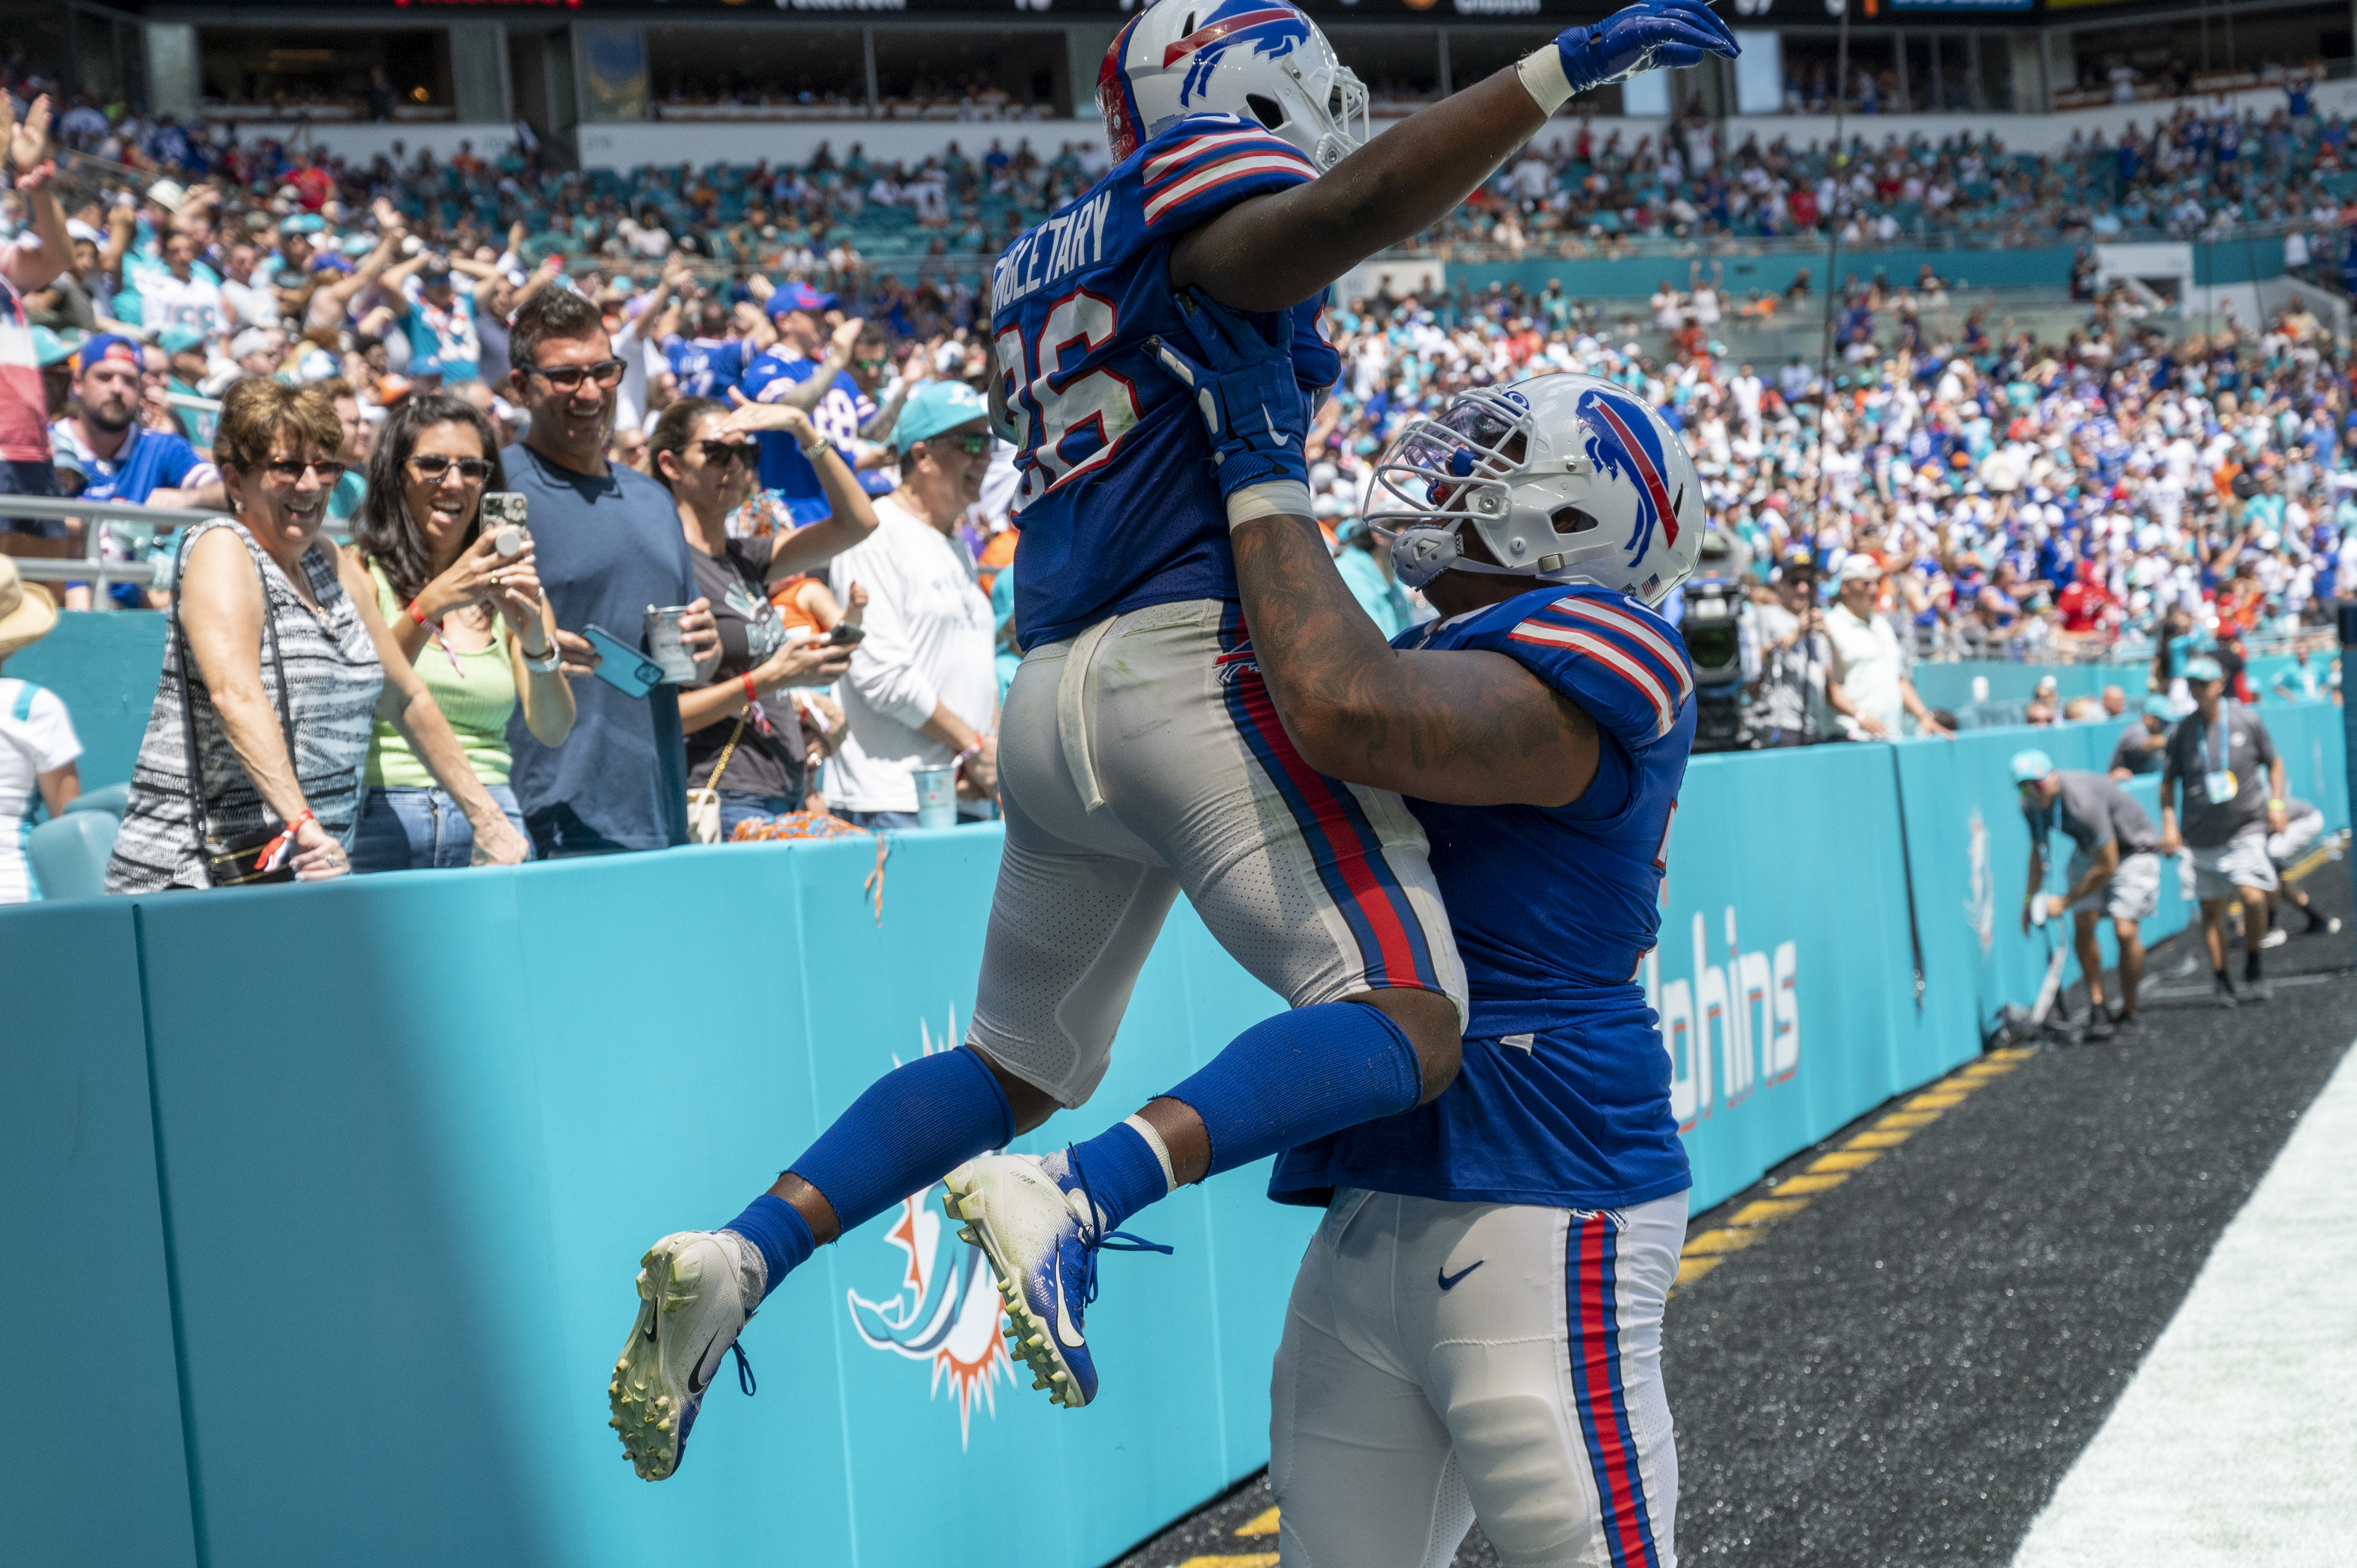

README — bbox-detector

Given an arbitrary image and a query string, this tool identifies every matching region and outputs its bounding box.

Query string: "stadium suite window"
[646,27,867,115]
[196,28,454,118]
[868,30,1068,118]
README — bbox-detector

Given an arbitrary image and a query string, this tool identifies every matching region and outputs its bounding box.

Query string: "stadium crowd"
[0,67,2349,904]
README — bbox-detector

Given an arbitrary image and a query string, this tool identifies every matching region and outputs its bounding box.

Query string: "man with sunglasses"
[499,288,720,859]
[820,381,998,830]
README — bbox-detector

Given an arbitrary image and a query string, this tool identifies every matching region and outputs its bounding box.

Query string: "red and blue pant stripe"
[1570,1212,1665,1568]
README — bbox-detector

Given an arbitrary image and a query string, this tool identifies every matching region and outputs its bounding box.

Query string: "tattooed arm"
[1231,513,1600,809]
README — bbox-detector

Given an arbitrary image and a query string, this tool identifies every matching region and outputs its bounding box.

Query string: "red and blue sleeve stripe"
[1508,595,1694,741]
[1570,1212,1666,1568]
[1141,127,1317,230]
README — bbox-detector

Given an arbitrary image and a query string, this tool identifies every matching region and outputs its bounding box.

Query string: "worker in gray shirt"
[2013,748,2163,1038]
[2158,654,2287,1005]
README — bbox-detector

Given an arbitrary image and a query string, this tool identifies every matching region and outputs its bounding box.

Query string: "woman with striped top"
[347,394,575,872]
[105,380,527,892]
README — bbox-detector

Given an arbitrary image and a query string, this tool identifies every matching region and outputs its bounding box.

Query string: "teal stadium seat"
[65,781,130,817]
[27,812,118,902]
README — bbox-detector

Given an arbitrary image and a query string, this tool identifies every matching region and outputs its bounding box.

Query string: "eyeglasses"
[697,439,762,468]
[525,359,627,391]
[260,458,347,484]
[939,433,991,456]
[408,454,494,484]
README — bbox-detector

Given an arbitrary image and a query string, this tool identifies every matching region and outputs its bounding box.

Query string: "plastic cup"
[913,766,958,829]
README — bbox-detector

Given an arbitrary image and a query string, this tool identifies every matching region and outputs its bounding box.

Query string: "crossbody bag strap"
[702,708,750,792]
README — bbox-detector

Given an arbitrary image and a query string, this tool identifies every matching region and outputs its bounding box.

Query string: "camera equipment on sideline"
[1683,528,1751,753]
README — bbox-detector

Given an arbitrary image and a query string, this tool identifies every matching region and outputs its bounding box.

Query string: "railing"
[1,497,232,608]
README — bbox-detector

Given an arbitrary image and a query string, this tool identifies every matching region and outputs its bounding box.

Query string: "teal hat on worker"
[2182,655,2224,683]
[2142,695,2176,721]
[2010,748,2056,784]
[893,381,989,455]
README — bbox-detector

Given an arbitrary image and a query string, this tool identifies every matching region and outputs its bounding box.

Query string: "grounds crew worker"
[2014,748,2163,1039]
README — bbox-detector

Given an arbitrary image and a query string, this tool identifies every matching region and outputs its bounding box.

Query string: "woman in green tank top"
[347,393,577,871]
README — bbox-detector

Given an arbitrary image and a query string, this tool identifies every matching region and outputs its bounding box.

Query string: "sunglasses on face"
[408,454,493,484]
[854,356,891,371]
[261,458,347,484]
[936,433,991,456]
[526,359,627,391]
[697,439,763,468]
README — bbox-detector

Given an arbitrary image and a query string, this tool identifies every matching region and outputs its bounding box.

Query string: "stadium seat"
[27,812,119,902]
[64,782,130,818]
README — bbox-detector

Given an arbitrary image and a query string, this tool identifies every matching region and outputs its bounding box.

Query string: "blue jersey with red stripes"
[1271,583,1697,1211]
[663,334,756,402]
[991,112,1340,650]
[739,350,894,524]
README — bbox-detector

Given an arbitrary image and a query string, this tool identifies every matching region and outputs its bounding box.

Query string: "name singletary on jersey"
[990,112,1340,648]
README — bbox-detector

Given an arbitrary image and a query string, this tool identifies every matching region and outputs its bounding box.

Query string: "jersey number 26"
[996,289,1142,506]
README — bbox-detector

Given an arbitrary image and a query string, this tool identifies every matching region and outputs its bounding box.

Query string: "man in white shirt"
[125,229,225,341]
[1730,360,1764,440]
[824,382,999,826]
[1825,554,1952,740]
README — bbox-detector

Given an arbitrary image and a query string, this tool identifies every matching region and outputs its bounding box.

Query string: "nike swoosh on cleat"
[687,1329,725,1396]
[1051,1252,1087,1351]
[1437,1260,1485,1292]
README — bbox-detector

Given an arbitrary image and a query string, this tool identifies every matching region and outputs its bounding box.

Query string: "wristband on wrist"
[520,638,560,672]
[1517,45,1576,115]
[743,672,761,705]
[798,435,829,459]
[1224,480,1314,528]
[254,808,317,873]
[407,597,433,627]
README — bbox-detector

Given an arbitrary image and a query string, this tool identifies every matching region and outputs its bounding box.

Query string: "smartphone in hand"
[582,624,665,698]
[827,621,867,646]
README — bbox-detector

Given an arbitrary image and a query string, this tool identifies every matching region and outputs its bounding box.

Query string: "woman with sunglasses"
[107,380,528,892]
[649,395,878,837]
[345,392,576,872]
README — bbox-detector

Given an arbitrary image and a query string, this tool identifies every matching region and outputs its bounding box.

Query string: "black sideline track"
[1107,859,2357,1568]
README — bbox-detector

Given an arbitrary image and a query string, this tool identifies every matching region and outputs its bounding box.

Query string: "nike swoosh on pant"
[1438,1261,1485,1291]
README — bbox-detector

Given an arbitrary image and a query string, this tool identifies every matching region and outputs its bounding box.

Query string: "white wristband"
[1224,479,1312,528]
[1517,46,1575,116]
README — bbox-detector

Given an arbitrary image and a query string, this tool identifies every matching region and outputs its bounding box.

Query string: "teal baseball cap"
[157,326,206,355]
[30,326,83,367]
[2142,695,2176,721]
[2010,748,2055,784]
[892,381,990,455]
[2181,655,2224,683]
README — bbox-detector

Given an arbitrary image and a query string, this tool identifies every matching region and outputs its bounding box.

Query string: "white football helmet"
[1097,0,1369,170]
[1370,374,1706,607]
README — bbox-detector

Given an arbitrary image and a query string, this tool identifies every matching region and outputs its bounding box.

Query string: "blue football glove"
[1144,290,1310,496]
[1553,0,1739,95]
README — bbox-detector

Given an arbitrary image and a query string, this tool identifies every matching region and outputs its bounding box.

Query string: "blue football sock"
[1169,1001,1424,1183]
[725,1195,814,1301]
[1060,1117,1175,1236]
[766,1046,1014,1283]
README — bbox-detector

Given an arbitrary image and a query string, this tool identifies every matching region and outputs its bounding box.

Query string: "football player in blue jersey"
[661,297,759,403]
[609,0,1732,1481]
[1129,293,1701,1566]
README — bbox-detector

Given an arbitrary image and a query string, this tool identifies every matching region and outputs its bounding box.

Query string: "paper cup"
[913,766,958,829]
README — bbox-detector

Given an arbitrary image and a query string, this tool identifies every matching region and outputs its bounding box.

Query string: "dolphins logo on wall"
[1575,386,1684,566]
[844,1011,1015,1448]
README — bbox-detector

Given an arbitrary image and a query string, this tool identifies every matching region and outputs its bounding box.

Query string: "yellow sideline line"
[1671,1046,2035,1293]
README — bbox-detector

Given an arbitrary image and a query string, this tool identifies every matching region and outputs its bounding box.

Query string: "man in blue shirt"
[497,291,717,857]
[660,299,757,403]
[48,333,221,608]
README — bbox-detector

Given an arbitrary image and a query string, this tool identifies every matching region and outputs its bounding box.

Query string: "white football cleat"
[943,1150,1169,1411]
[609,1229,763,1480]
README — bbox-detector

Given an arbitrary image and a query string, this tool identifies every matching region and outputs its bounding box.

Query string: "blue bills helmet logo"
[1575,387,1684,566]
[1164,3,1312,106]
